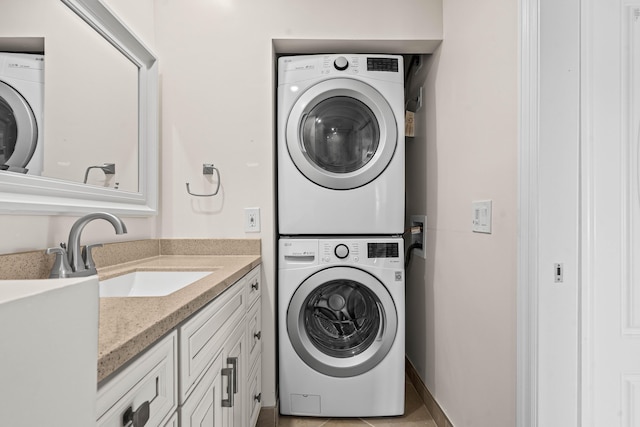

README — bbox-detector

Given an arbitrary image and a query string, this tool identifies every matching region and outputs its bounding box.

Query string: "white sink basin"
[99,271,214,297]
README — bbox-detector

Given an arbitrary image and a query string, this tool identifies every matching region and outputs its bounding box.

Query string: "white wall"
[0,0,158,255]
[405,1,517,426]
[153,0,442,409]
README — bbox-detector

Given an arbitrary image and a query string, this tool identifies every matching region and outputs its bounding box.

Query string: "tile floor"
[278,377,436,427]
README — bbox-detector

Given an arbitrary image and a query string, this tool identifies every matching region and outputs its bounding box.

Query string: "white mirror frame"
[0,0,158,216]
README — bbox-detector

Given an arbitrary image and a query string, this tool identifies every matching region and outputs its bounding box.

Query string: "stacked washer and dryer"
[277,54,406,417]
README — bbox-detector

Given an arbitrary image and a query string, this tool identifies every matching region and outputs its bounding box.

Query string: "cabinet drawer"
[245,266,261,309]
[247,358,262,427]
[247,297,262,370]
[97,331,177,427]
[179,281,246,402]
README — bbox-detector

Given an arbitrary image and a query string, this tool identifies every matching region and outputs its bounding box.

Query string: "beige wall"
[405,1,517,426]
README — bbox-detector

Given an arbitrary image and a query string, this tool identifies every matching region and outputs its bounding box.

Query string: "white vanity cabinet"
[180,265,262,427]
[96,265,262,427]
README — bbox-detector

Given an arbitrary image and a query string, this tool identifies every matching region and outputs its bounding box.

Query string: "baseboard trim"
[405,357,455,427]
[257,402,279,427]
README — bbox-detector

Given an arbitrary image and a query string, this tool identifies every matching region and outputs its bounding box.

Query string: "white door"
[582,1,640,424]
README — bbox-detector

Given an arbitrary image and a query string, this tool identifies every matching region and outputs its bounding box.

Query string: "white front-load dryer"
[0,52,44,175]
[278,237,405,417]
[277,54,405,235]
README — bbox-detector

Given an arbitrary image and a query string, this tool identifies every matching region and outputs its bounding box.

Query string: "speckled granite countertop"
[96,254,261,383]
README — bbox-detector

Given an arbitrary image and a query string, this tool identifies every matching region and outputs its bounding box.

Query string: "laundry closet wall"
[405,1,518,427]
[154,0,442,411]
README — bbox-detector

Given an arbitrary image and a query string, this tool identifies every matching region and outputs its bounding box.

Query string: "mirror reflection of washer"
[277,54,405,235]
[279,237,405,417]
[0,52,44,175]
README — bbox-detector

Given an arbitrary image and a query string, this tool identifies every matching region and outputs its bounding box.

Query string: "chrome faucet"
[46,212,127,278]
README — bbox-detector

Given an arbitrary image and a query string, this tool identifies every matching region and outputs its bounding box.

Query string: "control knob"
[334,244,349,259]
[334,56,349,71]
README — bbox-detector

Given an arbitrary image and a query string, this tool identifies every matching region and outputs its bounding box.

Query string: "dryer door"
[0,81,38,171]
[286,78,397,190]
[287,266,398,378]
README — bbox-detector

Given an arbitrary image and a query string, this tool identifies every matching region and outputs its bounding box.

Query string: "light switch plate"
[472,200,492,233]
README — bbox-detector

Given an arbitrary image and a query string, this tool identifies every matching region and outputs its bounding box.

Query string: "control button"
[323,257,330,263]
[334,56,349,71]
[334,244,349,259]
[353,256,359,262]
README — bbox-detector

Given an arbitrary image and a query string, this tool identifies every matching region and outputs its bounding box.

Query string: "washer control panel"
[280,238,403,268]
[318,239,403,267]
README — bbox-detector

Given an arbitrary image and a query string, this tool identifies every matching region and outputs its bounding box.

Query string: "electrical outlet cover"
[245,207,260,232]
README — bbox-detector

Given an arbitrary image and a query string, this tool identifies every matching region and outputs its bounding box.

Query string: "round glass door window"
[286,78,397,190]
[304,278,381,358]
[0,97,18,164]
[300,97,380,174]
[287,267,397,377]
[0,81,38,171]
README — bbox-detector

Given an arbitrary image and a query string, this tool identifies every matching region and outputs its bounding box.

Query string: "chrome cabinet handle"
[227,357,238,394]
[122,401,150,427]
[221,367,234,407]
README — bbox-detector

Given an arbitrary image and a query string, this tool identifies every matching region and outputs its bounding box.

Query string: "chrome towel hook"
[186,163,221,197]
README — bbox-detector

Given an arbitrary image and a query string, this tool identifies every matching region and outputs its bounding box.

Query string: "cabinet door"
[222,322,246,427]
[163,412,178,427]
[97,332,177,427]
[179,282,246,403]
[180,351,224,427]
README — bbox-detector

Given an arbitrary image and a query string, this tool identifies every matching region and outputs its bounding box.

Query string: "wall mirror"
[0,0,158,215]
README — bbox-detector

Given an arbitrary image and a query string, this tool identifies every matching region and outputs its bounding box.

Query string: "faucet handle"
[82,243,103,272]
[46,247,73,279]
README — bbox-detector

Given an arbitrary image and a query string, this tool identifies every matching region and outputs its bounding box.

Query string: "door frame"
[517,0,541,425]
[518,0,582,425]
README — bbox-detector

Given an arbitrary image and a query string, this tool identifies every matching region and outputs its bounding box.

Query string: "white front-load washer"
[278,237,405,417]
[278,54,405,235]
[0,52,44,175]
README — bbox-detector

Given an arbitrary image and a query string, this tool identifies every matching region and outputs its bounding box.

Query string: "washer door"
[286,78,397,190]
[0,80,38,170]
[287,266,398,378]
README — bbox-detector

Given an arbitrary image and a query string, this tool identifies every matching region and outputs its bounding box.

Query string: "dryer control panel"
[278,54,404,85]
